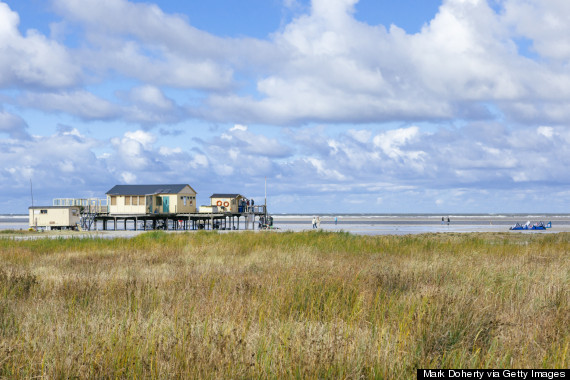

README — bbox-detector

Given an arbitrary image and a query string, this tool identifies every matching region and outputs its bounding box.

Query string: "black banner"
[417,369,568,380]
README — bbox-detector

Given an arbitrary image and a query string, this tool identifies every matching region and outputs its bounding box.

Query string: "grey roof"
[28,206,80,209]
[106,184,191,196]
[210,193,243,198]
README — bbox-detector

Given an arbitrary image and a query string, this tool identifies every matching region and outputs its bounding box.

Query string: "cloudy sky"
[1,0,569,214]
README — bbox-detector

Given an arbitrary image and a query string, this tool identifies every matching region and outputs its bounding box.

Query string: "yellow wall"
[108,185,197,215]
[108,195,147,214]
[172,185,197,213]
[29,207,81,228]
[210,196,241,213]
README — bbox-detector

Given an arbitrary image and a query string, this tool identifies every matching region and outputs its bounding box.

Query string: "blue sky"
[1,0,569,214]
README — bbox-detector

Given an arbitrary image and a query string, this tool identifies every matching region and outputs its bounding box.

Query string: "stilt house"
[210,194,245,213]
[106,184,197,215]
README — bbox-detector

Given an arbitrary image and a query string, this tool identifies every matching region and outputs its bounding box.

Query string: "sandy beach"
[270,214,570,235]
[3,214,570,237]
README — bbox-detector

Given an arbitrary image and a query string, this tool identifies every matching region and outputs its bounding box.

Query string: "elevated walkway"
[53,198,108,230]
[89,205,267,231]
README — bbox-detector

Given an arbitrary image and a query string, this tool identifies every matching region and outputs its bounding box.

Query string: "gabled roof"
[210,193,243,198]
[106,184,194,196]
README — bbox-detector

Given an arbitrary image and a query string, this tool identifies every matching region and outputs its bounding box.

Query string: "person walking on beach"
[447,216,450,225]
[441,217,445,225]
[316,216,321,229]
[334,216,338,225]
[312,217,316,229]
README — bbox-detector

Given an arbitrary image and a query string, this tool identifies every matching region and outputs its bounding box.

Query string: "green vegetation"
[0,231,568,378]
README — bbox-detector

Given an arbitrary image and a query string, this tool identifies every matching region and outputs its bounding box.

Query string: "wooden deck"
[87,206,267,231]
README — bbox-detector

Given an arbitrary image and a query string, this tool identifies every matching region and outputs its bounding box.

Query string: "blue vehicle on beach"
[510,221,551,230]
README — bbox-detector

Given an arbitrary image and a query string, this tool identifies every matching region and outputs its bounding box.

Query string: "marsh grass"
[0,231,568,378]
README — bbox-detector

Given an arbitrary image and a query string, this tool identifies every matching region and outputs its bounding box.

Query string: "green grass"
[0,231,568,378]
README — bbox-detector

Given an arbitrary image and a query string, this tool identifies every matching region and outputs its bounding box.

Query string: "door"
[147,196,153,213]
[162,196,170,213]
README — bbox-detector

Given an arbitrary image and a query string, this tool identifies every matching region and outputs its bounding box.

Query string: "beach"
[3,213,570,236]
[270,214,570,235]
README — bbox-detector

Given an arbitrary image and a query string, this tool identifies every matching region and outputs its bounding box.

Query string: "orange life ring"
[223,201,229,208]
[216,200,222,206]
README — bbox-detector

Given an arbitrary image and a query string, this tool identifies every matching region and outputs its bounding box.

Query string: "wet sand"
[2,215,570,237]
[270,215,570,235]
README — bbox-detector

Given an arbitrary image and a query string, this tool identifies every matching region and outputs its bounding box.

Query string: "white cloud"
[347,129,371,144]
[191,0,570,125]
[206,124,293,158]
[21,91,119,120]
[21,87,184,126]
[128,85,174,111]
[372,127,426,172]
[0,2,80,88]
[537,126,554,138]
[53,0,235,90]
[158,146,183,156]
[3,0,570,213]
[0,109,30,139]
[503,0,570,62]
[124,130,156,149]
[0,120,569,213]
[110,130,160,170]
[303,157,346,181]
[120,172,137,184]
[190,154,209,169]
[230,124,248,132]
[5,0,570,127]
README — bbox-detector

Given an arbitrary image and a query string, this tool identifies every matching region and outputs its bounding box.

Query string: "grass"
[0,231,568,378]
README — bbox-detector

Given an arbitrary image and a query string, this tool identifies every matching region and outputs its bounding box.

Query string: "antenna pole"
[30,178,34,208]
[264,176,267,219]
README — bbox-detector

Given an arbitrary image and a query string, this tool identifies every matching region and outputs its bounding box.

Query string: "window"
[139,196,145,205]
[125,196,131,205]
[110,196,117,206]
[132,196,138,206]
[40,209,48,214]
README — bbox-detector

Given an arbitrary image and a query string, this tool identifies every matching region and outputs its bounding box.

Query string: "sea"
[2,213,569,235]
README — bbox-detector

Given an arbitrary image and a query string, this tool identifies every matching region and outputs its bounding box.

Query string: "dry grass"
[0,231,568,378]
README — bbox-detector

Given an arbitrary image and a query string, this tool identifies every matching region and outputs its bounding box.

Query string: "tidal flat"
[0,231,568,378]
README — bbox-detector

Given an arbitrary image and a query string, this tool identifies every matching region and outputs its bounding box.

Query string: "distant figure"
[447,217,450,225]
[251,199,254,206]
[334,216,338,225]
[316,216,321,229]
[441,217,445,225]
[259,216,265,229]
[312,217,316,229]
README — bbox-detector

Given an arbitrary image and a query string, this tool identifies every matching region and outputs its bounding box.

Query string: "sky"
[1,0,569,214]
